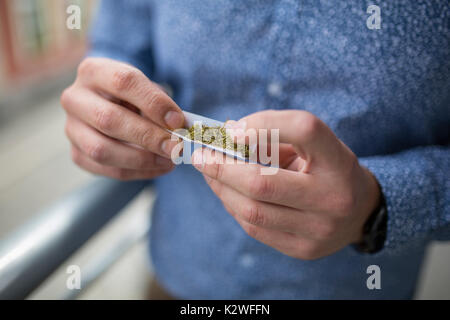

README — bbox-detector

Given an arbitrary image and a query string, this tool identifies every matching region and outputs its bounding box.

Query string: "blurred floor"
[0,90,92,236]
[0,89,449,299]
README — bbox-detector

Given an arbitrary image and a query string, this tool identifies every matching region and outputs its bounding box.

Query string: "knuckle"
[241,202,265,226]
[86,142,108,163]
[145,90,165,111]
[112,68,139,92]
[259,109,277,127]
[248,175,274,199]
[296,112,321,140]
[94,107,117,132]
[137,126,154,149]
[77,58,97,78]
[295,242,321,261]
[60,87,74,110]
[243,223,260,239]
[209,162,224,181]
[316,222,337,240]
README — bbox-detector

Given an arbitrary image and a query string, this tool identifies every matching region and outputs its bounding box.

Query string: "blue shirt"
[89,0,450,299]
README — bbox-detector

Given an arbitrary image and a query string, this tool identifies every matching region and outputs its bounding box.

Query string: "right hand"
[61,57,184,180]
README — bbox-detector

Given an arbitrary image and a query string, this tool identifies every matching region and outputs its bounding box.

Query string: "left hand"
[191,110,381,260]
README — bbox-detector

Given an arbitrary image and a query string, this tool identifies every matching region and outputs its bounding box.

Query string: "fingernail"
[155,154,173,167]
[164,111,184,129]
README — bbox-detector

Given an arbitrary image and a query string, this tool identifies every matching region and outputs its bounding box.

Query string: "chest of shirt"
[146,1,448,155]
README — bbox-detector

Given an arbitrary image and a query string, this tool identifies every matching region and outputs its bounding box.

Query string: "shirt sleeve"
[87,0,155,77]
[358,145,450,254]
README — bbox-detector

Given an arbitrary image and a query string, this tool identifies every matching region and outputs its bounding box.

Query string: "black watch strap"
[353,192,388,254]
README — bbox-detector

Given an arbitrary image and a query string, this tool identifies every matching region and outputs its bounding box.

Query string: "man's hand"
[192,110,381,260]
[61,58,184,180]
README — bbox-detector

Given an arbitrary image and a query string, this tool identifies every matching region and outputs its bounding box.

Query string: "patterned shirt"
[89,0,449,299]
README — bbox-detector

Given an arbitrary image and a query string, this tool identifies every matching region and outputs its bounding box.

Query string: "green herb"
[185,124,250,158]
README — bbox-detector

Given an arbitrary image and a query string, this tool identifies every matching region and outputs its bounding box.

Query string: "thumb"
[239,110,351,172]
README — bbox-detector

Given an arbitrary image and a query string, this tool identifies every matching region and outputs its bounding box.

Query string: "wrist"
[353,166,388,253]
[353,166,381,244]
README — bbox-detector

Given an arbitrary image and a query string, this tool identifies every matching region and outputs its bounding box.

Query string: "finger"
[65,116,174,170]
[97,91,141,114]
[61,86,180,158]
[222,199,326,259]
[71,145,172,180]
[220,194,301,252]
[278,143,303,170]
[204,175,329,239]
[232,213,304,258]
[257,143,304,169]
[192,148,313,210]
[76,58,184,129]
[240,110,351,172]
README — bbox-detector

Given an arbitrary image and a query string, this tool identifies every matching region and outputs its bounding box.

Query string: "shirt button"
[267,82,282,97]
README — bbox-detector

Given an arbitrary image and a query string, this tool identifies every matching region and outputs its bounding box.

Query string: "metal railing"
[0,178,148,300]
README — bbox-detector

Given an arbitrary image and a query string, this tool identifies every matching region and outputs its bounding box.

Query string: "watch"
[353,191,388,254]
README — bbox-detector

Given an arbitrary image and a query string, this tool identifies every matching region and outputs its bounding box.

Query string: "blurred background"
[0,0,155,299]
[0,0,449,300]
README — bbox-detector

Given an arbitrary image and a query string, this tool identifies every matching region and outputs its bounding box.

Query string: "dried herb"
[185,124,250,158]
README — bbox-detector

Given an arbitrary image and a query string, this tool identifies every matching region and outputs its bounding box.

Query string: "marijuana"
[185,124,250,158]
